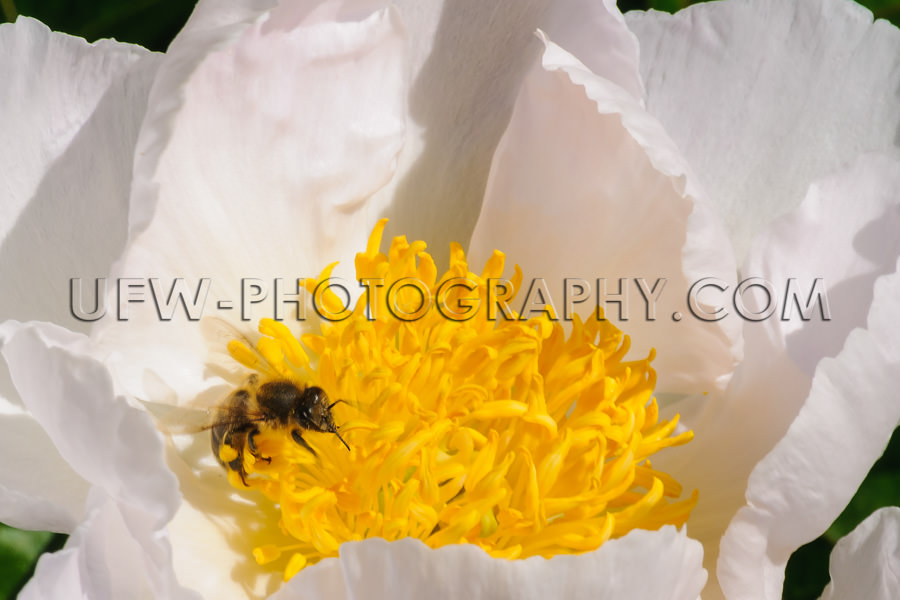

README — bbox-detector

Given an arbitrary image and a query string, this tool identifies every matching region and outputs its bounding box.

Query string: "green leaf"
[11,0,197,51]
[826,428,900,541]
[0,524,53,599]
[783,537,834,600]
[783,426,900,599]
[648,0,692,12]
[0,0,17,23]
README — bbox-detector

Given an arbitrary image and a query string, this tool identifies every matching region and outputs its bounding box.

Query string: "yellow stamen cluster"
[226,220,697,580]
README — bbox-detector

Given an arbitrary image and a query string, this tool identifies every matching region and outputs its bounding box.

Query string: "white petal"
[627,0,900,261]
[818,507,900,600]
[0,17,161,331]
[468,35,739,395]
[0,15,147,519]
[164,446,289,599]
[0,395,89,532]
[4,324,189,595]
[381,0,643,258]
[717,257,900,600]
[656,155,900,593]
[0,320,89,531]
[20,490,196,600]
[17,548,82,600]
[92,0,407,402]
[649,331,812,599]
[124,0,405,276]
[276,527,705,600]
[1,322,180,528]
[743,154,900,376]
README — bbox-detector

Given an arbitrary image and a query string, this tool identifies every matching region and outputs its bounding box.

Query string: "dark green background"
[2,0,899,598]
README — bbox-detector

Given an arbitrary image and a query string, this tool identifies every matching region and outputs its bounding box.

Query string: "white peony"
[1,0,898,599]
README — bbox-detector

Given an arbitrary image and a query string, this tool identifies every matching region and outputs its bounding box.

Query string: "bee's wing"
[142,397,270,435]
[200,316,279,378]
[141,398,218,434]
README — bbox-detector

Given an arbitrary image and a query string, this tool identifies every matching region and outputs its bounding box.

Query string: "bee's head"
[293,386,336,432]
[293,386,350,451]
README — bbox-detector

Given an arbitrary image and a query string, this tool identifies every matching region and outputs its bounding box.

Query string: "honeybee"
[210,374,350,485]
[142,318,350,487]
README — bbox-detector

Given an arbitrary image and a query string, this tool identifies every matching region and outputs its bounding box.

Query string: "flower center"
[222,220,697,580]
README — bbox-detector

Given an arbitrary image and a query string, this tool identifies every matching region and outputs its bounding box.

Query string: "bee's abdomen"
[210,423,229,467]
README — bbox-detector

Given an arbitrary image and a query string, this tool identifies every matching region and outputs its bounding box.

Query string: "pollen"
[226,219,697,580]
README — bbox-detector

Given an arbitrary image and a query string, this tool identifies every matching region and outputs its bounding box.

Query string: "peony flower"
[1,0,899,599]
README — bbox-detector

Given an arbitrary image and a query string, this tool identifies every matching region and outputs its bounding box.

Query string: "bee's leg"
[237,463,250,487]
[226,429,252,487]
[224,452,247,485]
[291,429,318,456]
[247,427,271,464]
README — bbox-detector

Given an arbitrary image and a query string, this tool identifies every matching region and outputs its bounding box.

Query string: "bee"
[142,318,350,487]
[210,374,350,486]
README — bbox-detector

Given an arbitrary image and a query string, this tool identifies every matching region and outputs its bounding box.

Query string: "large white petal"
[650,332,812,600]
[818,507,900,600]
[163,0,643,262]
[0,395,89,532]
[20,490,197,600]
[627,0,900,262]
[0,22,161,524]
[0,320,88,532]
[742,154,900,376]
[717,256,900,600]
[163,441,290,599]
[468,34,739,395]
[4,323,191,596]
[275,527,705,600]
[93,0,407,403]
[654,155,900,595]
[381,0,643,257]
[123,0,405,274]
[16,547,82,600]
[2,322,180,528]
[0,17,161,331]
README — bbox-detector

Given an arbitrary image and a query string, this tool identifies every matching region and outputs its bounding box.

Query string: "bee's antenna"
[334,429,351,452]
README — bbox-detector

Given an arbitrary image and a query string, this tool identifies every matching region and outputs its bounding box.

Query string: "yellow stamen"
[225,219,697,580]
